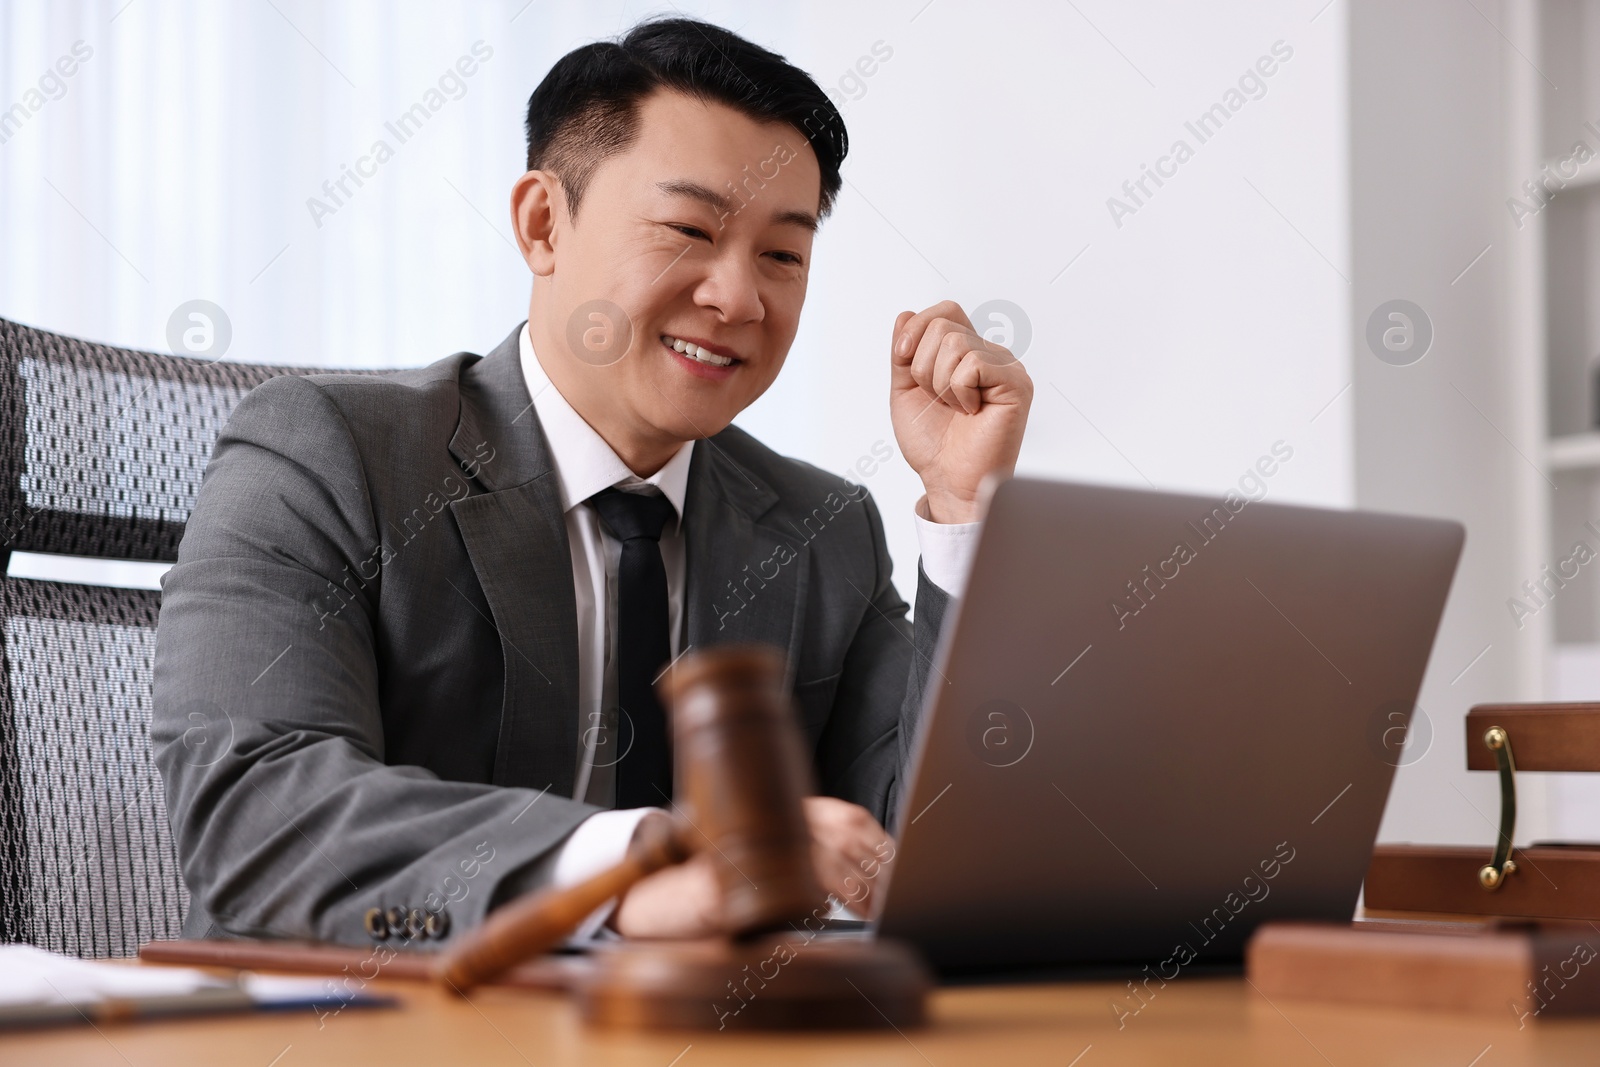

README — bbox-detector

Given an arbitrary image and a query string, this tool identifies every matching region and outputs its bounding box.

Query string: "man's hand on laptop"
[610,798,894,938]
[890,300,1034,524]
[801,795,895,918]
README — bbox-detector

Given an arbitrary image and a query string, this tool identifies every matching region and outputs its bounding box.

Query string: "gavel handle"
[434,813,688,993]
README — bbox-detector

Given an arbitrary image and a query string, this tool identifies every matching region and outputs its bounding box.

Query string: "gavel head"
[658,644,826,937]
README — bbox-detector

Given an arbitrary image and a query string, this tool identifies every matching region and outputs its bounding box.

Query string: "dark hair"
[524,17,847,220]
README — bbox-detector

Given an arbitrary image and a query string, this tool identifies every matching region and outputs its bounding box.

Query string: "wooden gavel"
[433,644,929,1031]
[435,645,828,992]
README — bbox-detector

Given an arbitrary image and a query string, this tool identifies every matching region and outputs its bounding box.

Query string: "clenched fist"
[891,300,1033,524]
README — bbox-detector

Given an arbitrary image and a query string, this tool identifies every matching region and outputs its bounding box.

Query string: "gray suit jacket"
[152,323,949,946]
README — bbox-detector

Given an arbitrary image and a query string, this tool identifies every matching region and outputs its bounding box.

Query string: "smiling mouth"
[661,334,737,367]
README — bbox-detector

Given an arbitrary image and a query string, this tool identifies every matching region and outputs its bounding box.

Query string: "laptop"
[869,477,1464,976]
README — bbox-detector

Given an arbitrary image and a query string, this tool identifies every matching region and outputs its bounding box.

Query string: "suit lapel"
[683,440,808,690]
[448,326,579,794]
[445,326,810,793]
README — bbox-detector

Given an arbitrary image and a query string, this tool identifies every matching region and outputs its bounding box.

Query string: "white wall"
[1349,0,1554,846]
[0,0,1354,594]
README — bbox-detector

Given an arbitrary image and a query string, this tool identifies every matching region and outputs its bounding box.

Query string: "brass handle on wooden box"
[1478,726,1518,891]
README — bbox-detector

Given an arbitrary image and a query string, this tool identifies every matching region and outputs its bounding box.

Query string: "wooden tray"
[139,938,590,990]
[1248,920,1600,1022]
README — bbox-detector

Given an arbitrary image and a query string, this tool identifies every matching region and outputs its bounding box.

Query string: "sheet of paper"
[0,944,358,1009]
[0,945,223,1006]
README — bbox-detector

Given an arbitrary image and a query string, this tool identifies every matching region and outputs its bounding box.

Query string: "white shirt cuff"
[913,495,981,599]
[550,806,658,942]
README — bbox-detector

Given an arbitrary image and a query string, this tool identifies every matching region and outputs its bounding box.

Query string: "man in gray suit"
[152,17,1032,946]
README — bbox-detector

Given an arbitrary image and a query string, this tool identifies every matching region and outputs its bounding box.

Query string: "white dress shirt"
[512,323,979,928]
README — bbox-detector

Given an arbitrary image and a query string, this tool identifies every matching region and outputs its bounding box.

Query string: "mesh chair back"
[0,576,183,956]
[0,316,376,956]
[0,316,315,563]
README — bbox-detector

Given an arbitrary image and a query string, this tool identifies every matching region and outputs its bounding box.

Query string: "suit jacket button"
[364,907,389,940]
[385,905,408,938]
[424,910,450,940]
[405,907,428,940]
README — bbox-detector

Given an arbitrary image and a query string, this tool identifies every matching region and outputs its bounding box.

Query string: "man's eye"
[671,224,711,240]
[768,251,803,266]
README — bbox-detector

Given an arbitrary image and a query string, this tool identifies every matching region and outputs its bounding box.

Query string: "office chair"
[0,315,377,957]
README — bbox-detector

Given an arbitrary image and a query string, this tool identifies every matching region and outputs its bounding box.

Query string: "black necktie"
[587,486,677,808]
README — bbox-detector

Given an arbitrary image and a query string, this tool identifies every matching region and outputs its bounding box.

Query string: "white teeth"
[662,335,735,367]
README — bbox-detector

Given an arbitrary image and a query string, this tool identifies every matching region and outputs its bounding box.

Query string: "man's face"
[532,89,822,449]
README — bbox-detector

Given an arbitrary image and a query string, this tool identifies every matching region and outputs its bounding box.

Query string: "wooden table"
[5,966,1599,1066]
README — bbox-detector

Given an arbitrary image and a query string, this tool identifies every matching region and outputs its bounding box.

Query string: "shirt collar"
[518,322,694,523]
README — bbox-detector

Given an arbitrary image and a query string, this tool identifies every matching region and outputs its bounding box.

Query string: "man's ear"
[510,169,563,277]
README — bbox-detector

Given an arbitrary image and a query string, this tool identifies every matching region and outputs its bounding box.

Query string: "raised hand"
[890,300,1033,524]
